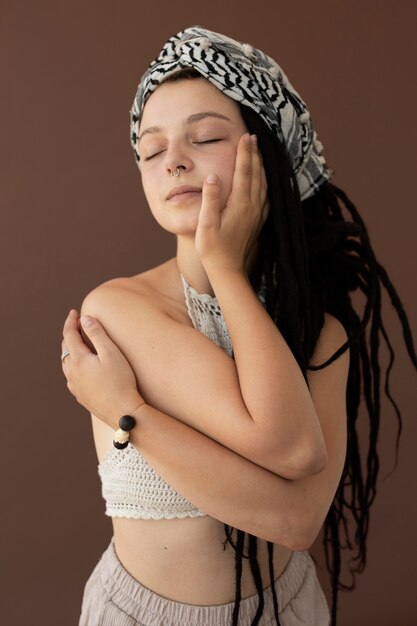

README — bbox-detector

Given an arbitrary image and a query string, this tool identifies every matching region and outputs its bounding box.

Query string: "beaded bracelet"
[113,414,136,449]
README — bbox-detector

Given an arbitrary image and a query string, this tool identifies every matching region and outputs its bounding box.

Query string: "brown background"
[1,1,416,625]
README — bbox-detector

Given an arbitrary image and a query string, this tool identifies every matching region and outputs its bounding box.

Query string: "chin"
[158,218,199,237]
[175,210,201,229]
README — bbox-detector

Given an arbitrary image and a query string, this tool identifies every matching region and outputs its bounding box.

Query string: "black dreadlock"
[222,102,417,626]
[162,69,417,626]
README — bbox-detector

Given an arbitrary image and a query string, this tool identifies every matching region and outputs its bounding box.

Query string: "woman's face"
[137,77,248,236]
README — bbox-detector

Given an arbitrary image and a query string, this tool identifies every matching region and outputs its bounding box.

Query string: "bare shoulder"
[81,274,154,311]
[79,259,187,325]
[79,277,154,331]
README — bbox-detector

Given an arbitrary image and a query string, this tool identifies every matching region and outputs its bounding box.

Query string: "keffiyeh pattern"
[129,26,333,201]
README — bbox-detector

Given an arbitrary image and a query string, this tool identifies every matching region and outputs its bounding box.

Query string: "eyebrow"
[138,111,232,143]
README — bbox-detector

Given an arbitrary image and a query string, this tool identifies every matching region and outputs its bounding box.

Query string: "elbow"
[276,516,323,552]
[295,515,324,551]
[258,422,328,480]
[258,494,326,550]
[294,431,329,478]
[267,523,320,552]
[301,444,328,477]
[275,443,328,481]
[286,530,318,552]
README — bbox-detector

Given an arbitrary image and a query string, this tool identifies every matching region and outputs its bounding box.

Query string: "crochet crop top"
[97,272,266,520]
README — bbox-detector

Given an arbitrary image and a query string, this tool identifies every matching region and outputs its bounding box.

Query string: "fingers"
[232,133,267,214]
[257,152,268,220]
[61,309,93,365]
[249,134,262,207]
[231,133,253,202]
[195,132,269,266]
[199,173,221,230]
[249,135,268,213]
[252,137,269,229]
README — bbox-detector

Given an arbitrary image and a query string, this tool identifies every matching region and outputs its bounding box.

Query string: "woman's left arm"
[195,265,329,472]
[61,310,349,549]
[191,133,330,474]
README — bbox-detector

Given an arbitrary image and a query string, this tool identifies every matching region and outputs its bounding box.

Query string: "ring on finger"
[61,350,70,363]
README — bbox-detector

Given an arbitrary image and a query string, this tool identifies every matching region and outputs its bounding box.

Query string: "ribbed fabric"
[79,538,330,626]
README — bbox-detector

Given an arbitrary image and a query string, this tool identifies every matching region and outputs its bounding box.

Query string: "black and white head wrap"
[130,26,333,201]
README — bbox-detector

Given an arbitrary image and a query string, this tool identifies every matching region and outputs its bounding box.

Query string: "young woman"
[61,26,417,626]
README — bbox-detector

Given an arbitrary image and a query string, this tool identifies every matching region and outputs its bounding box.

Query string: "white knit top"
[97,272,266,520]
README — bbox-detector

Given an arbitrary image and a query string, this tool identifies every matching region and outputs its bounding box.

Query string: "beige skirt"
[79,537,330,626]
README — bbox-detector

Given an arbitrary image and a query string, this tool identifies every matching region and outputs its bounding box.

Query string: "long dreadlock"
[219,103,416,626]
[162,69,417,626]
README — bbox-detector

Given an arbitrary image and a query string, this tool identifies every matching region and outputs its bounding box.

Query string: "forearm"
[64,304,345,549]
[126,401,320,550]
[206,266,326,471]
[78,279,326,478]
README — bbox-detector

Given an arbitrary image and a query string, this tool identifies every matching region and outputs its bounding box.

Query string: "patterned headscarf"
[130,26,333,201]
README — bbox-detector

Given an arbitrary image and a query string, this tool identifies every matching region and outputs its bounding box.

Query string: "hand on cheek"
[195,133,268,273]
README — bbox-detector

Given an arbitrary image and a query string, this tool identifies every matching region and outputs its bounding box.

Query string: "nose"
[163,139,194,176]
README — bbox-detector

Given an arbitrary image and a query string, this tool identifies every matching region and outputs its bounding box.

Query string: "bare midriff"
[91,259,293,604]
[112,516,293,604]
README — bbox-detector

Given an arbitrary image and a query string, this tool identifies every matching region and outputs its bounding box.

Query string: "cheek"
[214,147,238,200]
[140,168,158,205]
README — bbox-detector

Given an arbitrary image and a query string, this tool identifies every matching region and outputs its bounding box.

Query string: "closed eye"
[144,150,165,161]
[143,139,222,161]
[195,139,222,144]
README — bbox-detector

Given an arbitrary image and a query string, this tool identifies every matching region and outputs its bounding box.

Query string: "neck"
[175,236,213,296]
[175,235,258,297]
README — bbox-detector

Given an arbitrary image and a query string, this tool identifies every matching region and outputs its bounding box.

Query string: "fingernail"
[206,174,218,184]
[244,133,251,143]
[80,315,93,327]
[250,134,257,144]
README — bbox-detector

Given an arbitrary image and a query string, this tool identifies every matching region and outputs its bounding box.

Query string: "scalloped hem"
[105,508,208,520]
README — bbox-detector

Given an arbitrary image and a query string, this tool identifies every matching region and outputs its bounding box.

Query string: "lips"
[167,185,202,200]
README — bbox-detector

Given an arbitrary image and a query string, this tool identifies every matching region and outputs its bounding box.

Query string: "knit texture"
[98,274,265,520]
[180,274,233,357]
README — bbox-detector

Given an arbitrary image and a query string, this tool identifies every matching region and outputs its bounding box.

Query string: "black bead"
[119,415,136,431]
[113,439,129,450]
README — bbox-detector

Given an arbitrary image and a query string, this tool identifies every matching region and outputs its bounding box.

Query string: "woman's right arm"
[88,329,347,550]
[80,279,348,480]
[64,289,348,550]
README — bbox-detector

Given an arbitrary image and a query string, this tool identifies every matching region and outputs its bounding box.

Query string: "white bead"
[268,66,280,79]
[114,429,130,444]
[299,112,310,124]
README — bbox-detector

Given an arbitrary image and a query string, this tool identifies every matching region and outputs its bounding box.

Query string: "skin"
[61,78,348,604]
